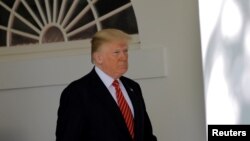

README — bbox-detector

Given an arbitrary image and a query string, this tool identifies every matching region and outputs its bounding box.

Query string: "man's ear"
[94,52,103,64]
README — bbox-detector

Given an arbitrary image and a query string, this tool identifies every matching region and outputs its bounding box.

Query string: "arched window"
[0,0,139,47]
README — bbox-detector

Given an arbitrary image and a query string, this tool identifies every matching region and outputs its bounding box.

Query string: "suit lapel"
[120,77,143,141]
[120,78,139,118]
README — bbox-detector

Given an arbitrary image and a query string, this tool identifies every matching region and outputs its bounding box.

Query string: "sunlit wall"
[199,0,250,124]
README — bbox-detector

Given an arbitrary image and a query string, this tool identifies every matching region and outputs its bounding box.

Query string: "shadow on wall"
[0,129,25,141]
[201,0,250,124]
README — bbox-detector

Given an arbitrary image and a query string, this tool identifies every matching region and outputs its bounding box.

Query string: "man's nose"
[120,52,128,60]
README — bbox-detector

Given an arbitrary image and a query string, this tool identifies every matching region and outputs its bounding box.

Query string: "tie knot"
[112,80,119,88]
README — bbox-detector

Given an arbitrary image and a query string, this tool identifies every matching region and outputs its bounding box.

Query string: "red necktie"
[112,80,134,139]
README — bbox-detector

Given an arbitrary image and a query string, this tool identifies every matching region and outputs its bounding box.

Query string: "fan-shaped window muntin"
[0,0,138,47]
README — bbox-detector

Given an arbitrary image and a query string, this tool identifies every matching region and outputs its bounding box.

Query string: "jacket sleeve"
[144,111,157,141]
[55,83,89,141]
[136,83,157,141]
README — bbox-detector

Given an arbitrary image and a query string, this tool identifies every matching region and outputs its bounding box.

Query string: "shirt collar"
[95,66,116,88]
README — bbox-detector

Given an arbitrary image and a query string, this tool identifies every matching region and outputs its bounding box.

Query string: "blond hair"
[91,28,131,63]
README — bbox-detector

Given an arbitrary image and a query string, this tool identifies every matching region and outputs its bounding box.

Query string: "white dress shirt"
[95,66,134,116]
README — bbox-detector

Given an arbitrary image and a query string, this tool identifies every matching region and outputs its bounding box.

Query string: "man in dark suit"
[55,29,157,141]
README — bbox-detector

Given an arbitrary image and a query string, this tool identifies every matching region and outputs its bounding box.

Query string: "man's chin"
[119,68,128,75]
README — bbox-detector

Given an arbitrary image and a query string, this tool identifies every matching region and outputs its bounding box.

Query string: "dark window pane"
[95,0,130,17]
[11,33,38,46]
[12,17,39,36]
[69,25,97,40]
[16,3,41,30]
[67,10,94,33]
[0,30,7,47]
[1,0,15,9]
[0,4,10,26]
[24,0,46,26]
[101,6,138,34]
[65,0,88,28]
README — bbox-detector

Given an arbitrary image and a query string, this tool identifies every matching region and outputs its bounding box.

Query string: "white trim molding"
[0,45,167,90]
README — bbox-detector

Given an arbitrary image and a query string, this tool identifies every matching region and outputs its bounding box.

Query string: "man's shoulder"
[120,76,139,87]
[64,70,95,90]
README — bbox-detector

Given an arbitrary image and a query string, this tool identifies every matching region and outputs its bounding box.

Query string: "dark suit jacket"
[56,68,157,141]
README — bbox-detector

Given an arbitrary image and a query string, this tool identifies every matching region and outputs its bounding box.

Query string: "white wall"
[132,0,206,140]
[0,0,206,141]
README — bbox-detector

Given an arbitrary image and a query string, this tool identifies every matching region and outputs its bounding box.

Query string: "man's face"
[96,40,128,79]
